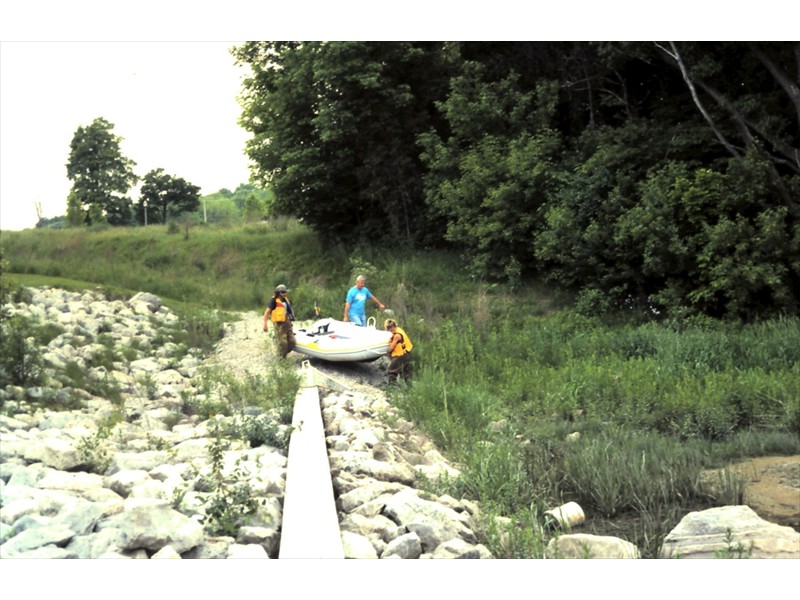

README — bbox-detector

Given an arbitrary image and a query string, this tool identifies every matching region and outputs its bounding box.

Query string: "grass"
[3,221,799,558]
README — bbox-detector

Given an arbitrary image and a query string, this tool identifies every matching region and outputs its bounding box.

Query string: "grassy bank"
[3,222,799,557]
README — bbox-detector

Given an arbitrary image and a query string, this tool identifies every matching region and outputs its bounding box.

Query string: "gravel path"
[204,312,390,394]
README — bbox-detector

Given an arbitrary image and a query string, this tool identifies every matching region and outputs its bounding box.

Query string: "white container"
[544,501,585,529]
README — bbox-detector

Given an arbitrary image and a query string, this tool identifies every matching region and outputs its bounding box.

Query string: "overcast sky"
[0,2,793,232]
[0,41,251,230]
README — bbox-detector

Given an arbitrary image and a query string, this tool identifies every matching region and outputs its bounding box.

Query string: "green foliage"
[199,424,265,537]
[229,41,798,319]
[560,427,707,517]
[183,362,298,426]
[476,507,548,559]
[389,303,799,556]
[0,314,44,388]
[421,63,565,282]
[136,168,201,225]
[220,364,299,419]
[1,224,352,313]
[65,117,138,226]
[0,254,14,308]
[238,414,291,449]
[714,528,754,559]
[232,41,455,245]
[76,412,123,474]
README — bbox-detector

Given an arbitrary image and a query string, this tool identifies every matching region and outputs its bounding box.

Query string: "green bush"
[0,315,44,388]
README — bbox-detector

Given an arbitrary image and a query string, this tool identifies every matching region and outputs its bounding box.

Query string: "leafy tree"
[420,61,565,283]
[201,196,240,225]
[654,42,800,205]
[65,117,137,225]
[34,215,67,230]
[231,41,799,319]
[232,41,456,245]
[135,168,201,225]
[242,193,265,222]
[66,191,84,227]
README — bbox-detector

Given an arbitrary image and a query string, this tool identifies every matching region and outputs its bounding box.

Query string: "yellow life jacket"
[270,298,288,323]
[390,326,413,357]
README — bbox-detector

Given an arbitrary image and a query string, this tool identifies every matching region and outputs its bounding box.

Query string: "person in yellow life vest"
[384,319,413,382]
[263,284,296,358]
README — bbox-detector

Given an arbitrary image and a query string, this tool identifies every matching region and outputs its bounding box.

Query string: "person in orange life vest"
[263,284,296,358]
[384,318,413,382]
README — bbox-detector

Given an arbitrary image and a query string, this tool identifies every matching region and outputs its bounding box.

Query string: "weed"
[238,414,292,450]
[476,507,547,559]
[0,311,53,389]
[77,413,123,474]
[137,374,158,400]
[714,527,754,559]
[199,424,265,537]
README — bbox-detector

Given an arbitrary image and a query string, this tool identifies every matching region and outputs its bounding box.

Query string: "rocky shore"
[1,287,797,559]
[0,287,490,558]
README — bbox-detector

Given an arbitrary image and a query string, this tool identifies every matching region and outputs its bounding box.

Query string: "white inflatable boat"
[293,318,392,362]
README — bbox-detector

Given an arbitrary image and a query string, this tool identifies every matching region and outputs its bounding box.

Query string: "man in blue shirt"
[344,275,385,326]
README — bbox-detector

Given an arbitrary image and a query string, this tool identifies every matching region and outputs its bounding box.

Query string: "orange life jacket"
[390,326,413,357]
[270,298,288,323]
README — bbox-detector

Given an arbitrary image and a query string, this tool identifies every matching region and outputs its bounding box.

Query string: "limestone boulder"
[659,505,800,559]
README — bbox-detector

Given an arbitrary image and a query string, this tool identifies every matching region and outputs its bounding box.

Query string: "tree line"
[232,41,800,320]
[59,117,273,230]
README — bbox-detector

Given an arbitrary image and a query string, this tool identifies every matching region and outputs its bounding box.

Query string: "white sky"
[0,41,252,230]
[0,2,795,232]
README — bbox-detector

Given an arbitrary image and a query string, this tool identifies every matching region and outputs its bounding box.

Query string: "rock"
[431,537,493,559]
[22,437,84,471]
[105,470,152,497]
[382,531,422,559]
[227,543,270,558]
[0,524,75,556]
[546,533,640,558]
[381,488,477,552]
[98,498,204,554]
[0,288,494,561]
[341,530,379,558]
[340,512,402,543]
[337,481,407,513]
[152,545,182,559]
[129,292,163,312]
[237,526,280,557]
[660,505,800,559]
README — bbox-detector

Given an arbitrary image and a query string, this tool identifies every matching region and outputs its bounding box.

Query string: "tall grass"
[2,223,346,314]
[400,305,799,557]
[4,223,799,557]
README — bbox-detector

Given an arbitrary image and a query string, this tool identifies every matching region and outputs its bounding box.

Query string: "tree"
[231,41,799,318]
[242,193,265,222]
[654,42,800,207]
[232,41,456,245]
[135,168,201,225]
[65,117,138,225]
[420,61,565,283]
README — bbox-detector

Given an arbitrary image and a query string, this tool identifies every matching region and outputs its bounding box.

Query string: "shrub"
[0,315,44,388]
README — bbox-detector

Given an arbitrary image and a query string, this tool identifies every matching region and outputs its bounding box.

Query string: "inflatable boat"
[293,318,392,362]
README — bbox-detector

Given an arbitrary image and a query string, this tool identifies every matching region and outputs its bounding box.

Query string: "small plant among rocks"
[77,413,123,474]
[714,527,754,559]
[199,424,265,537]
[239,413,292,450]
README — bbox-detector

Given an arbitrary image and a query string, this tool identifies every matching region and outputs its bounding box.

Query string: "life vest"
[390,326,413,357]
[270,298,289,323]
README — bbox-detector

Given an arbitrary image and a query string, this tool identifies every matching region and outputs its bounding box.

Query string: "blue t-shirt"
[346,285,373,325]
